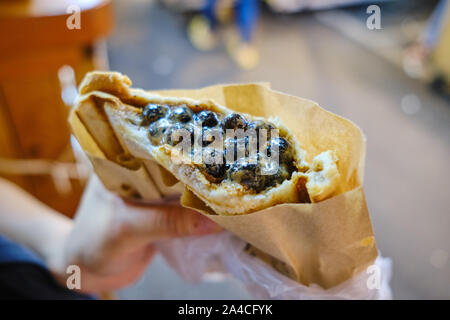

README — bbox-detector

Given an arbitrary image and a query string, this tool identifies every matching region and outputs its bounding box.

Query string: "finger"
[57,245,156,294]
[117,202,222,240]
[104,244,156,290]
[160,206,222,236]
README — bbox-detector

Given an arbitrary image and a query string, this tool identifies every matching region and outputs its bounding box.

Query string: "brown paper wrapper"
[69,82,377,289]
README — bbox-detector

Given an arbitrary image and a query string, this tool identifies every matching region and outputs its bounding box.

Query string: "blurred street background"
[104,0,449,299]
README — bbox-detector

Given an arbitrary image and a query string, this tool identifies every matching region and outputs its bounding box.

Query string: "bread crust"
[73,71,340,215]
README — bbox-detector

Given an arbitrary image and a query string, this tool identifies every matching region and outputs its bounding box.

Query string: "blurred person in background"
[171,0,392,68]
[185,0,261,69]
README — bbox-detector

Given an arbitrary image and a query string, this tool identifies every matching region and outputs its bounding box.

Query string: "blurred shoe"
[403,42,428,79]
[188,14,218,51]
[226,29,259,70]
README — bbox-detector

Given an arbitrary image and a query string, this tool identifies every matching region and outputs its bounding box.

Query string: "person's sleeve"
[0,235,93,300]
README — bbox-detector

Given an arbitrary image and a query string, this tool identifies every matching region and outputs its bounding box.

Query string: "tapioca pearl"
[167,123,194,146]
[237,137,249,157]
[223,148,232,170]
[275,137,289,153]
[148,118,170,144]
[202,147,224,164]
[224,136,251,163]
[228,163,256,182]
[266,136,290,158]
[196,110,219,128]
[248,120,274,142]
[141,104,168,125]
[248,120,274,131]
[203,163,226,183]
[198,127,221,147]
[223,138,235,162]
[259,163,291,191]
[202,149,227,182]
[168,105,193,123]
[227,163,266,191]
[222,113,248,130]
[264,164,290,186]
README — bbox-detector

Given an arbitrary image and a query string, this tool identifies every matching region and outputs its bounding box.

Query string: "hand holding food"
[70,71,377,289]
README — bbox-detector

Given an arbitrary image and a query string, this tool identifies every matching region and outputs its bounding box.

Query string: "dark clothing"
[0,235,92,299]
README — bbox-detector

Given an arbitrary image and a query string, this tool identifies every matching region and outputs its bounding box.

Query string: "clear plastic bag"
[156,232,392,300]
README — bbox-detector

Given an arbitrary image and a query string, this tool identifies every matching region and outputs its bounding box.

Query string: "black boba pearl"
[248,120,273,149]
[222,113,247,130]
[223,148,231,169]
[148,125,163,139]
[248,120,274,132]
[141,104,168,125]
[228,163,262,191]
[148,119,169,144]
[267,137,289,157]
[234,137,249,156]
[169,105,193,123]
[228,162,253,180]
[224,136,250,162]
[167,124,194,146]
[204,163,226,182]
[248,120,274,143]
[197,110,219,127]
[198,127,218,147]
[262,165,289,188]
[241,162,258,172]
[203,150,226,182]
[229,162,250,182]
[224,138,237,162]
[276,137,289,153]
